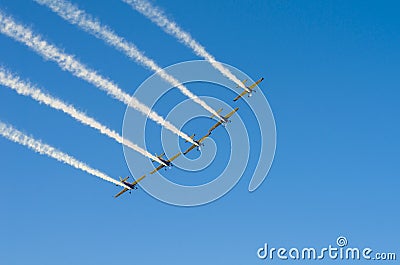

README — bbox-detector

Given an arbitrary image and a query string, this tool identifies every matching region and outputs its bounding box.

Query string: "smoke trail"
[0,121,129,188]
[34,0,225,120]
[0,68,167,166]
[121,0,249,92]
[0,11,197,145]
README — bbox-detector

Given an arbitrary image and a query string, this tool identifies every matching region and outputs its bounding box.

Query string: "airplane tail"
[118,176,129,184]
[151,153,165,163]
[236,79,248,88]
[185,134,195,143]
[132,174,146,185]
[210,108,223,119]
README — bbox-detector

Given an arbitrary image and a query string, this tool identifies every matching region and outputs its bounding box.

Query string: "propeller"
[197,142,205,151]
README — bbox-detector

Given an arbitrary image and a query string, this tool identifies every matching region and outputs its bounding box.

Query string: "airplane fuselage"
[159,158,172,167]
[122,181,137,190]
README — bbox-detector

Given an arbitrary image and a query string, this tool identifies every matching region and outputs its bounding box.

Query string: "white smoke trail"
[0,11,197,145]
[34,0,225,120]
[0,121,129,188]
[0,68,167,166]
[121,0,249,92]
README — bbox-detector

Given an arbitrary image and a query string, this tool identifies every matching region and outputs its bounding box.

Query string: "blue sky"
[0,0,399,264]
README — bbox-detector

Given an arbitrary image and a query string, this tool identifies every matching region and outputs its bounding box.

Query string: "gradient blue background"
[0,0,399,264]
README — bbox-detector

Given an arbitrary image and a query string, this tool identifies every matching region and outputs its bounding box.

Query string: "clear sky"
[0,0,399,264]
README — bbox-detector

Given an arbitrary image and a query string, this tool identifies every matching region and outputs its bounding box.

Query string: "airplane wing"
[233,90,248,102]
[131,174,146,185]
[198,133,211,144]
[208,121,223,133]
[224,108,239,119]
[150,164,165,174]
[247,77,264,90]
[168,152,182,162]
[183,144,196,155]
[114,187,129,198]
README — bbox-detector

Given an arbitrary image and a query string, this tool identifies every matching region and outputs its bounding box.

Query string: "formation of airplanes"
[114,77,264,198]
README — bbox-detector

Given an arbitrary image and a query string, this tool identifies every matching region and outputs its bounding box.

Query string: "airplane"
[233,77,264,101]
[183,132,211,155]
[114,175,146,198]
[208,107,239,134]
[150,152,182,174]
